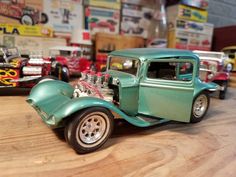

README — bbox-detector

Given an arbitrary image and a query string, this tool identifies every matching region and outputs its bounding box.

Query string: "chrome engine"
[22,66,42,75]
[28,53,51,65]
[73,71,114,102]
[22,53,46,75]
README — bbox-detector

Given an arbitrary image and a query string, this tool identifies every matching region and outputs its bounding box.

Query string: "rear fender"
[194,79,219,97]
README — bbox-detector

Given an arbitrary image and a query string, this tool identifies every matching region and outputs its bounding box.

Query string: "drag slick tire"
[64,107,114,154]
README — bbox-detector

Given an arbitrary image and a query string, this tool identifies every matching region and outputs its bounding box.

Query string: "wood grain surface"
[0,88,236,177]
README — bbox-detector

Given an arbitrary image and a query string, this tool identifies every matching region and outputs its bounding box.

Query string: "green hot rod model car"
[27,48,218,154]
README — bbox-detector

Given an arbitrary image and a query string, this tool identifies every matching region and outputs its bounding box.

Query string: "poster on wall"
[0,34,66,55]
[0,0,47,26]
[0,24,53,37]
[43,0,83,33]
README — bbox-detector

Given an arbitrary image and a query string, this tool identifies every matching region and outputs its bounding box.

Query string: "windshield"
[50,50,81,57]
[200,61,218,72]
[50,50,71,57]
[108,56,139,75]
[223,49,236,59]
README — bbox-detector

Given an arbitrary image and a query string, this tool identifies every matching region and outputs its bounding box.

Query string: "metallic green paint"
[107,70,139,115]
[110,48,196,60]
[193,78,219,97]
[29,87,167,128]
[27,48,219,128]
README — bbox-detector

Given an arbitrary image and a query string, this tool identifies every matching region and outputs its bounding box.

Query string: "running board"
[124,115,169,127]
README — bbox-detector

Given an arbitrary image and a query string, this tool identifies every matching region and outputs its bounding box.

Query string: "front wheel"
[219,81,228,100]
[61,66,70,82]
[21,15,34,25]
[65,107,114,154]
[190,92,210,123]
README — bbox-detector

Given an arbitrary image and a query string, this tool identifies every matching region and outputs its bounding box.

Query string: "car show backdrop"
[0,0,44,25]
[0,0,83,32]
[0,34,66,55]
[0,0,218,54]
[43,0,83,33]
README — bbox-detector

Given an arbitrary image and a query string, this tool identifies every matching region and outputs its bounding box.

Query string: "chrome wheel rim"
[22,16,33,25]
[193,94,208,118]
[76,112,109,146]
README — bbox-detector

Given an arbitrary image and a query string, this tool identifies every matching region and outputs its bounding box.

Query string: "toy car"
[27,48,219,154]
[121,18,144,34]
[0,0,48,25]
[194,50,230,99]
[47,46,92,81]
[0,47,66,88]
[222,46,236,72]
[90,20,116,32]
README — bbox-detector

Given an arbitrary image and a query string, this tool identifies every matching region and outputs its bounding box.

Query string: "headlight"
[112,77,119,85]
[207,73,214,80]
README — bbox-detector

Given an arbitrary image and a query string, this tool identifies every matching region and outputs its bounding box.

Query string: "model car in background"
[222,46,236,72]
[0,0,48,25]
[89,19,116,32]
[121,17,144,34]
[0,47,66,88]
[47,46,92,81]
[27,48,219,154]
[194,50,229,99]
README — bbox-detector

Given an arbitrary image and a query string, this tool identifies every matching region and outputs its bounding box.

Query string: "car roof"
[222,46,236,51]
[110,48,197,61]
[193,50,225,62]
[193,50,224,55]
[50,46,81,51]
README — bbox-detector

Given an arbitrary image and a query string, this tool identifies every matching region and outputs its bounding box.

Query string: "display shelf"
[0,88,236,176]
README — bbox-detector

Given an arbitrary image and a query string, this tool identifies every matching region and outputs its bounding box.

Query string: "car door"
[138,58,195,122]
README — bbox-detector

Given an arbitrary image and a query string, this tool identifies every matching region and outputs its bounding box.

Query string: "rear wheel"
[219,81,228,99]
[190,92,209,123]
[65,107,114,154]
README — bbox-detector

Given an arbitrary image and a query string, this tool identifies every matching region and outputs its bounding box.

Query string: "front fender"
[53,97,155,127]
[213,72,230,81]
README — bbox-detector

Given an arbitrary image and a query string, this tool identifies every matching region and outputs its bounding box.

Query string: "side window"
[147,61,193,81]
